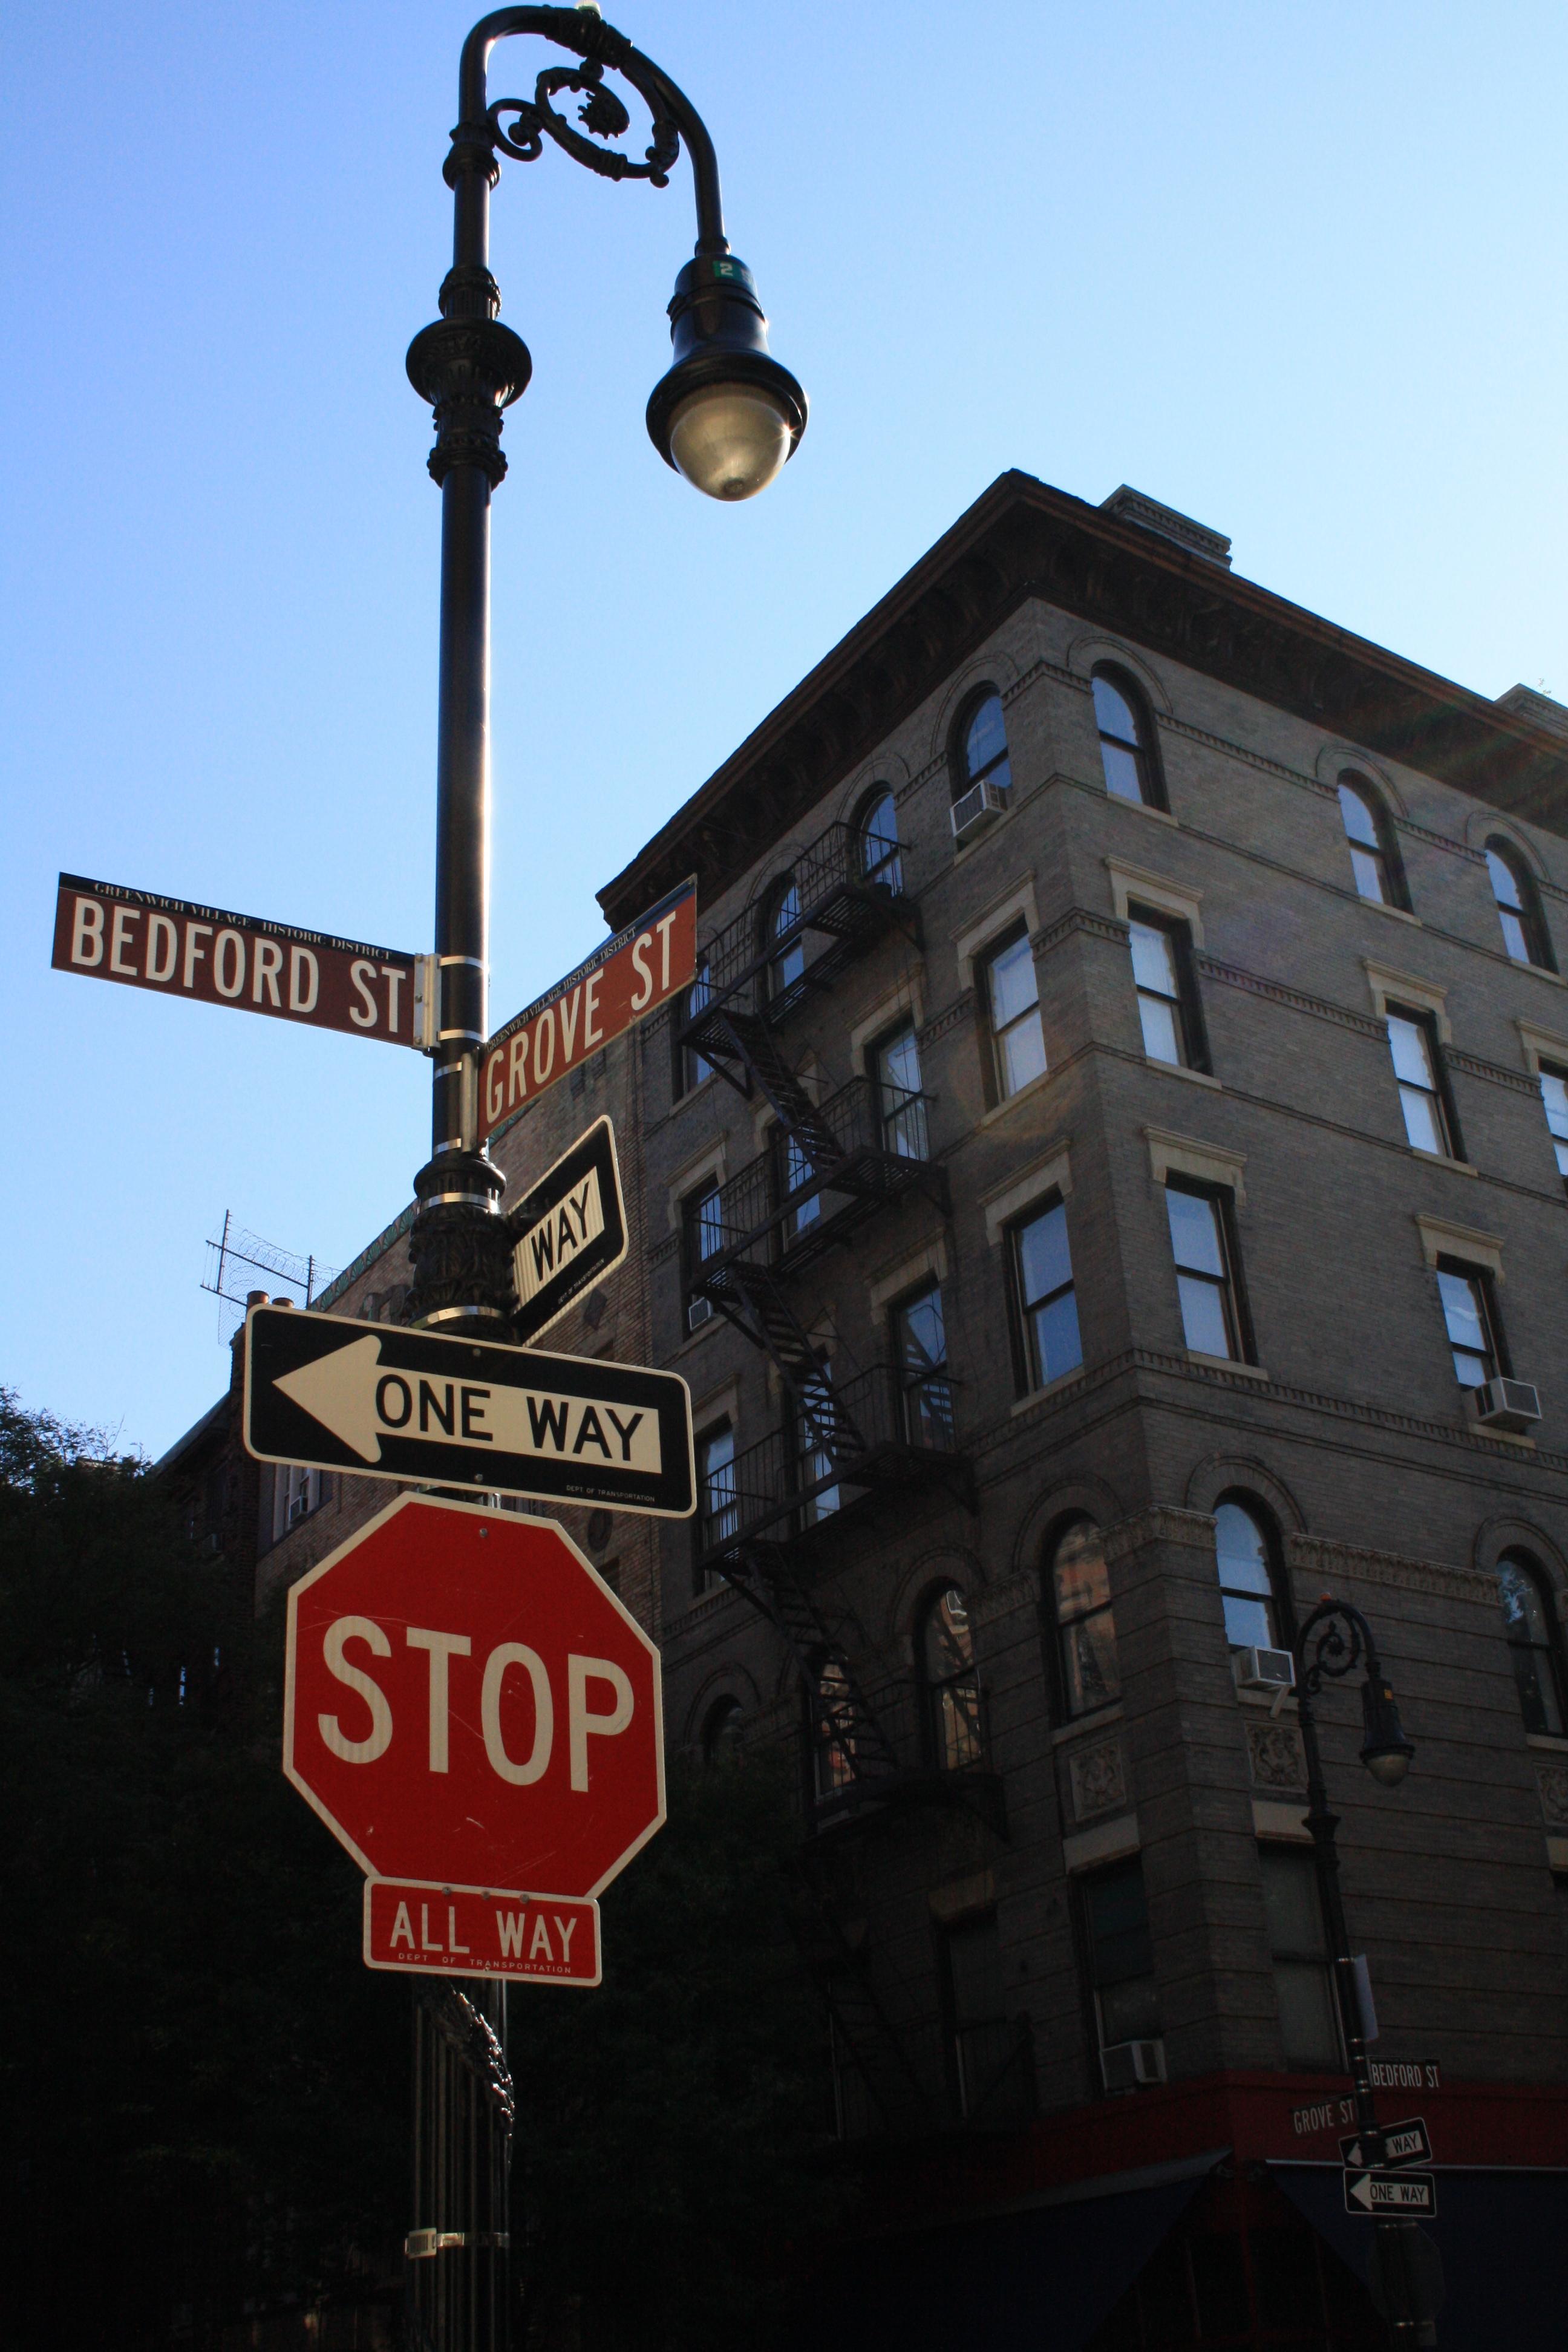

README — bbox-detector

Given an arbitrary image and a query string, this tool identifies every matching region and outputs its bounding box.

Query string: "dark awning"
[798,2149,1224,2352]
[1270,2162,1568,2352]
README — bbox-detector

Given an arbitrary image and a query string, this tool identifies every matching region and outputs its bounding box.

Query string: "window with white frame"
[1385,1006,1459,1158]
[1539,1062,1568,1193]
[1011,1195,1082,1391]
[1165,1182,1247,1361]
[980,926,1047,1100]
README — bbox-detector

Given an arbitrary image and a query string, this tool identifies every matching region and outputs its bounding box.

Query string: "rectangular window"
[1436,1257,1504,1388]
[1128,907,1205,1070]
[1083,1858,1161,2051]
[891,1283,953,1450]
[795,1362,839,1524]
[698,1422,737,1547]
[1259,1847,1339,2068]
[981,928,1048,1100]
[1386,1007,1458,1158]
[684,1178,724,1285]
[777,1125,822,1240]
[942,1913,1015,2118]
[272,1465,324,1544]
[1540,1062,1568,1193]
[1165,1182,1246,1361]
[1011,1196,1083,1391]
[873,1021,929,1160]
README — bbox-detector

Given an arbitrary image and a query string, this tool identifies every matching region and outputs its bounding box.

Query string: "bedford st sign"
[245,1302,694,1518]
[53,874,422,1047]
[479,877,695,1142]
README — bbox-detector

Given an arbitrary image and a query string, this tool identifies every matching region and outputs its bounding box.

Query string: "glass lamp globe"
[1363,1745,1413,1789]
[667,381,795,502]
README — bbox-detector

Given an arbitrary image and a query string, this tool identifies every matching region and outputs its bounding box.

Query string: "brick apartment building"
[166,474,1568,2348]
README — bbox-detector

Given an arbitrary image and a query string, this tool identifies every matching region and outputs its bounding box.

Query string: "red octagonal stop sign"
[284,1493,664,1898]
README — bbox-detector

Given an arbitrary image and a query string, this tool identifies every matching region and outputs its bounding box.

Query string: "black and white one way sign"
[508,1116,627,1345]
[244,1305,694,1519]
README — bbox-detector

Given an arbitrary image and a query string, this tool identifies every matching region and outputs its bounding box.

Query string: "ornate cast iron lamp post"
[396,13,806,2347]
[402,2,806,1344]
[1293,1600,1435,2347]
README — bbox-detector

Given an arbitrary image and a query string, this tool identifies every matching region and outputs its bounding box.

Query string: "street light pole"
[397,12,807,2345]
[1293,1598,1428,2349]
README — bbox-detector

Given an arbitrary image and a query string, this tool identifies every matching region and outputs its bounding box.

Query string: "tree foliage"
[0,1391,407,2349]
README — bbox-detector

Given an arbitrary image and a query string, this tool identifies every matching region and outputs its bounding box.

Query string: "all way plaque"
[245,1304,694,1518]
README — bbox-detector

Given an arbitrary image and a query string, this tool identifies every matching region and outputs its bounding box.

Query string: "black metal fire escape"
[675,819,970,1805]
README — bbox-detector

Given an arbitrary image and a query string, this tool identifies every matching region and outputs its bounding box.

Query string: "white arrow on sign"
[1345,2170,1436,2216]
[275,1333,662,1474]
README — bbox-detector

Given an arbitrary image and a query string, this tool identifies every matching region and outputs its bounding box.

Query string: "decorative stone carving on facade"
[1288,1533,1500,1610]
[1103,1503,1218,1564]
[1247,1720,1308,1794]
[1535,1762,1568,1832]
[1068,1738,1128,1823]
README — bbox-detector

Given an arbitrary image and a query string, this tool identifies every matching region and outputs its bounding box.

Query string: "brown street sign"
[479,878,696,1143]
[53,873,423,1048]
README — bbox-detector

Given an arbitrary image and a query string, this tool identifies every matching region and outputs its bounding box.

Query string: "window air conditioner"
[1466,1376,1541,1434]
[1233,1645,1295,1693]
[1100,2038,1166,2093]
[950,777,1009,846]
[687,1296,714,1333]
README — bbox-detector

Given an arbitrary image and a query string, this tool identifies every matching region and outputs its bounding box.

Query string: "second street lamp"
[1294,1599,1437,2348]
[399,11,807,2347]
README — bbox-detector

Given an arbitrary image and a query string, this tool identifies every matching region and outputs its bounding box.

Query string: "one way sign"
[1341,2117,1431,2172]
[244,1304,694,1519]
[1343,2170,1437,2218]
[509,1117,627,1345]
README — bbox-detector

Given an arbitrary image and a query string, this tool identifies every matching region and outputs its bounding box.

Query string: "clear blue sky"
[4,1,1565,1457]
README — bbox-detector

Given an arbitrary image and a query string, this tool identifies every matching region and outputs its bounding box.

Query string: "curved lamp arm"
[454,5,727,253]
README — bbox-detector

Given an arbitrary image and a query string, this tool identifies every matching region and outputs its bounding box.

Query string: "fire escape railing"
[692,1076,945,1285]
[697,1362,961,1565]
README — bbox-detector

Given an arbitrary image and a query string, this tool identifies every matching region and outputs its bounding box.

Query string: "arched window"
[1050,1519,1120,1717]
[766,877,805,1001]
[1214,1498,1284,1653]
[701,1694,746,1762]
[1486,841,1553,970]
[1497,1552,1566,1737]
[920,1585,982,1770]
[954,690,1010,803]
[859,789,903,894]
[1092,668,1162,808]
[1337,775,1403,907]
[812,1656,857,1798]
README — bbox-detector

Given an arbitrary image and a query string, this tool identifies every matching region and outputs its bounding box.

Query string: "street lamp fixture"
[1294,1599,1435,2347]
[401,2,807,1336]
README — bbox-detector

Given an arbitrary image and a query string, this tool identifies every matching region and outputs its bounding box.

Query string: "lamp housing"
[647,253,807,501]
[1360,1674,1415,1787]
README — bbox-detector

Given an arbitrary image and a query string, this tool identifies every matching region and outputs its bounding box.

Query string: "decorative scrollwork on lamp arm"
[488,52,682,185]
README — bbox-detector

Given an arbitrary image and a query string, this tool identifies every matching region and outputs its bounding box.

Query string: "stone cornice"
[1287,1531,1499,1610]
[598,471,1568,929]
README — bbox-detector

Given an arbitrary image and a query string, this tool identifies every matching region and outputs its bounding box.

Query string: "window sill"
[1526,1732,1568,1754]
[1365,898,1423,927]
[976,1067,1054,1131]
[1051,1702,1123,1746]
[1146,1057,1221,1089]
[1466,1417,1537,1449]
[1409,1147,1478,1176]
[670,1315,721,1362]
[1011,1364,1087,1416]
[1186,1350,1269,1379]
[1107,791,1178,828]
[1238,1685,1298,1714]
